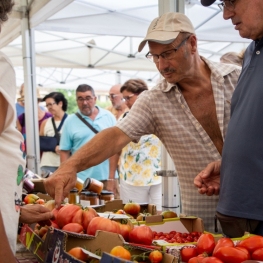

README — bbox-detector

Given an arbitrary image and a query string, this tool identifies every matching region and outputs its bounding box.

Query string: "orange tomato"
[149,250,163,263]
[35,198,45,205]
[110,246,131,260]
[68,247,89,261]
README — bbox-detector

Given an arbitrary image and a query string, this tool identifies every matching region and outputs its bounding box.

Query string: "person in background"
[0,1,53,261]
[16,87,52,143]
[119,79,162,211]
[220,50,245,67]
[59,84,119,197]
[194,0,263,237]
[39,92,68,175]
[15,83,46,117]
[106,84,129,120]
[15,83,25,117]
[44,12,241,233]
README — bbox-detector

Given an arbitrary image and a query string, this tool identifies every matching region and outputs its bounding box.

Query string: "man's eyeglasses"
[146,36,190,63]
[123,94,136,101]
[77,96,94,103]
[108,94,120,99]
[46,102,57,108]
[218,0,236,11]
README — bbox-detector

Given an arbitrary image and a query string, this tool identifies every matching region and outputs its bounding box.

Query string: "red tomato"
[237,235,263,254]
[110,246,131,260]
[202,256,223,263]
[51,208,60,224]
[235,247,250,260]
[123,201,141,216]
[188,254,206,263]
[213,246,250,263]
[115,209,126,214]
[62,223,84,233]
[87,217,120,235]
[71,206,99,230]
[180,247,198,262]
[56,204,81,228]
[149,250,163,263]
[213,237,234,255]
[68,247,89,261]
[197,233,215,255]
[51,221,59,228]
[35,198,45,205]
[118,222,133,242]
[129,225,153,246]
[252,248,263,261]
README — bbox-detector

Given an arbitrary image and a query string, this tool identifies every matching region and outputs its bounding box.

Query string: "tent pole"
[21,0,41,175]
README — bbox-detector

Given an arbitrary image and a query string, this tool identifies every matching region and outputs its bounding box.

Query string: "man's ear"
[189,35,198,53]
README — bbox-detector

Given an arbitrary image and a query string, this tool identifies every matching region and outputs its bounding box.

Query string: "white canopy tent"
[1,0,249,91]
[0,0,250,173]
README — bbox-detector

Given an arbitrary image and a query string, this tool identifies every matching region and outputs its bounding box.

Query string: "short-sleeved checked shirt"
[116,58,241,232]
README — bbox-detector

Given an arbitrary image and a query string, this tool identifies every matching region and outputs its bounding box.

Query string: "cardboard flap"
[145,215,163,224]
[180,217,204,233]
[31,179,47,194]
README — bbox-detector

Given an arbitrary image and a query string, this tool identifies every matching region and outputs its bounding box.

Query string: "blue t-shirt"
[60,106,117,181]
[16,103,24,117]
[15,103,46,118]
[218,38,263,221]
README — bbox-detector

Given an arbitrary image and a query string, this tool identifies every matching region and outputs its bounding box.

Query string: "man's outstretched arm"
[44,127,131,207]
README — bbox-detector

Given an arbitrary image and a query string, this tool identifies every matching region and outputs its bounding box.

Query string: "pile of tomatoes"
[153,230,203,243]
[180,233,263,263]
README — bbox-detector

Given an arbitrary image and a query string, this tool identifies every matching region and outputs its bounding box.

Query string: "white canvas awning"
[1,0,249,92]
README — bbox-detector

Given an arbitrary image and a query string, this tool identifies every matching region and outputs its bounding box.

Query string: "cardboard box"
[31,179,46,194]
[45,228,175,263]
[138,216,204,233]
[94,199,157,216]
[134,216,203,256]
[19,224,46,263]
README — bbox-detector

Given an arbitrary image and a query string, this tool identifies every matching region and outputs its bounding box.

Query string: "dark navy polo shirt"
[218,38,263,221]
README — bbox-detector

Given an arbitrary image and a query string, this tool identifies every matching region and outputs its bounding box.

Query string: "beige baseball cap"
[138,12,195,52]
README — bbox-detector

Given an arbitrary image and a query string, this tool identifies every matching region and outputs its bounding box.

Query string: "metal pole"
[21,0,41,175]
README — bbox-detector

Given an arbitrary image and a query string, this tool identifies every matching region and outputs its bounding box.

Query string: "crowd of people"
[2,0,263,260]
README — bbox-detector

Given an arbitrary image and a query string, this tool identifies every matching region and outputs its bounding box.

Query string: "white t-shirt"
[0,52,26,253]
[40,117,61,167]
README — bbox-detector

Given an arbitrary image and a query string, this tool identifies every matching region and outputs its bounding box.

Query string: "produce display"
[21,195,205,263]
[180,233,263,263]
[153,230,202,243]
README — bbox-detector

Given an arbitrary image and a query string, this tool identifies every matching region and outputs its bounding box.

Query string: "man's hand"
[19,204,54,226]
[43,164,77,208]
[194,160,221,196]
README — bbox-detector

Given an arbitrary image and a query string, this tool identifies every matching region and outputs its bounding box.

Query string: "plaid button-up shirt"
[116,58,241,232]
